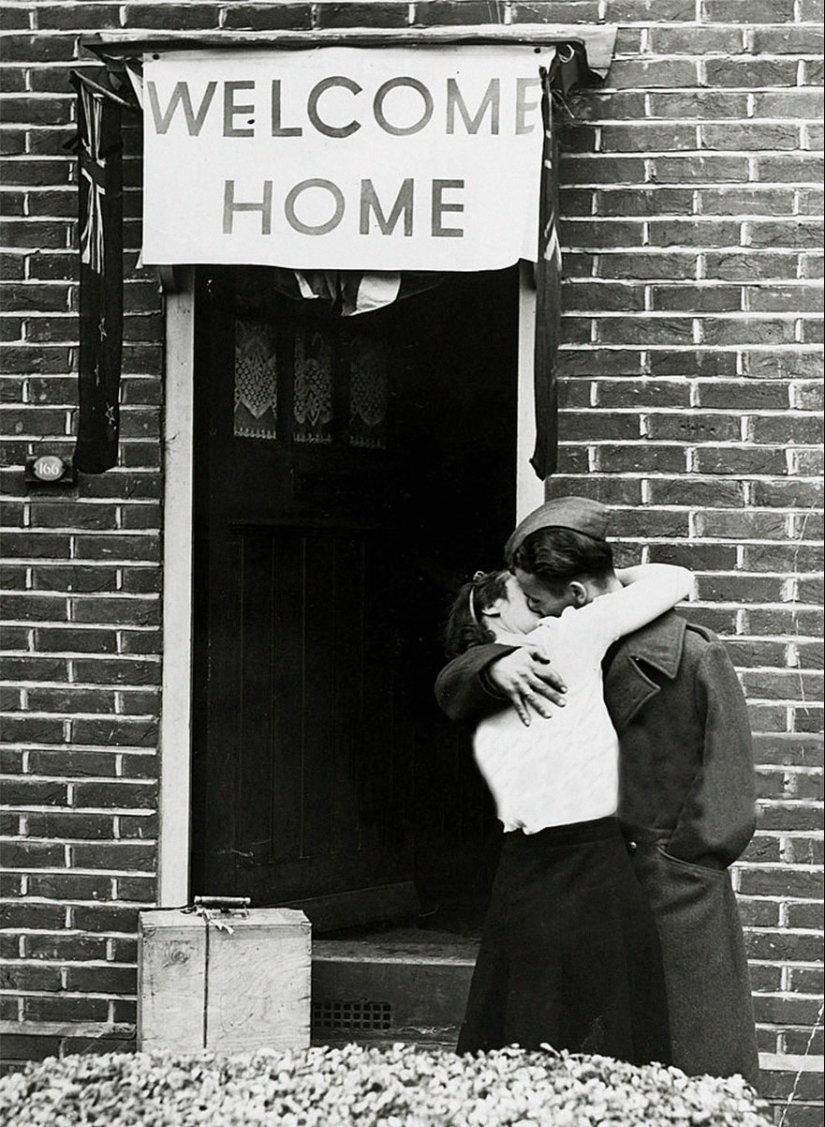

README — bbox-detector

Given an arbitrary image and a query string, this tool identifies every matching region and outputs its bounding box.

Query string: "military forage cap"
[504,496,610,561]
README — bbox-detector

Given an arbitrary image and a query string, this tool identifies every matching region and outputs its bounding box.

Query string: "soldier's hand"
[488,647,567,726]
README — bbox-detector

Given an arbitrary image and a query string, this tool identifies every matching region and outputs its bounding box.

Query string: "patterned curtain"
[234,320,278,439]
[293,329,334,444]
[349,337,388,449]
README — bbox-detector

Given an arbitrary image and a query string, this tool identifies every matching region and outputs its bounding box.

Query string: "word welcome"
[146,76,541,139]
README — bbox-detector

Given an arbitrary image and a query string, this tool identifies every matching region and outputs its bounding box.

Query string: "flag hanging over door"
[72,71,125,474]
[530,60,563,481]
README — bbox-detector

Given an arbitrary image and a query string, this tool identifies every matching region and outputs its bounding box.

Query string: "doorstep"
[311,929,479,1049]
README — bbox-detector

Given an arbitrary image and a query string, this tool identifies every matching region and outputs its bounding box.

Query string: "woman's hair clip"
[468,570,487,625]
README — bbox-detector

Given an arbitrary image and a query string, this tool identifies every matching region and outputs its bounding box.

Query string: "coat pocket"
[655,846,727,881]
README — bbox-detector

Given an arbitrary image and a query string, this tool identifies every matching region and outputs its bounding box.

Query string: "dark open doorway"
[190,264,519,934]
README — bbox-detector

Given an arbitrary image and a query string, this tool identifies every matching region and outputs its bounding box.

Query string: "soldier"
[436,496,759,1085]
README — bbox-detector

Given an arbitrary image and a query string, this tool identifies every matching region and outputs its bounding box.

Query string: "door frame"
[157,264,544,907]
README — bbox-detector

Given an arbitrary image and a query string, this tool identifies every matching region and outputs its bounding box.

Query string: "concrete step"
[311,930,479,1048]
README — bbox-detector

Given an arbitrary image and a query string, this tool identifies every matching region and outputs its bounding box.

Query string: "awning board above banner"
[142,45,557,272]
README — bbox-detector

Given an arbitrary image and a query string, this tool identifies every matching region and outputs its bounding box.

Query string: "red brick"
[601,123,698,153]
[112,998,137,1023]
[61,1033,138,1056]
[562,155,647,185]
[561,219,645,249]
[649,219,741,247]
[117,876,156,903]
[65,965,137,993]
[119,568,161,595]
[118,755,158,780]
[645,413,741,442]
[649,155,749,184]
[72,599,160,628]
[26,873,112,900]
[118,815,158,841]
[650,351,737,377]
[740,868,824,900]
[0,903,66,929]
[701,188,795,216]
[652,285,740,313]
[24,995,109,1022]
[0,590,68,617]
[72,781,157,809]
[703,0,795,20]
[122,3,221,29]
[222,3,312,30]
[0,1034,62,1061]
[317,3,408,28]
[70,843,155,871]
[736,897,781,928]
[787,902,825,928]
[34,629,119,654]
[784,1028,824,1057]
[651,26,745,55]
[693,447,788,476]
[0,657,69,683]
[26,813,116,840]
[70,719,159,749]
[36,4,123,30]
[597,381,690,409]
[23,933,107,962]
[0,779,67,806]
[699,576,784,605]
[118,691,161,716]
[746,611,823,643]
[0,841,65,868]
[607,59,698,91]
[756,155,824,184]
[564,283,645,313]
[646,543,739,570]
[752,26,825,54]
[593,445,688,473]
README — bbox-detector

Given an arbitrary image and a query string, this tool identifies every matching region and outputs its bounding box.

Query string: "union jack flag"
[71,70,124,473]
[78,83,107,275]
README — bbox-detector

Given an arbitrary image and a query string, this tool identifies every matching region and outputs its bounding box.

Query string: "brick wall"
[0,2,822,1123]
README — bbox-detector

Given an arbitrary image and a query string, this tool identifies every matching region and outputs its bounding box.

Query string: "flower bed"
[0,1043,771,1127]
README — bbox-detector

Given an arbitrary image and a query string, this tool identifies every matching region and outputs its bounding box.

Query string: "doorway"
[189,265,519,931]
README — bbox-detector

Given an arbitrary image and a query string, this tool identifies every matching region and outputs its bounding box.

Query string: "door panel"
[191,266,519,925]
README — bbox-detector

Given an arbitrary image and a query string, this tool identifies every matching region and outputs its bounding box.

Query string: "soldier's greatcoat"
[435,610,759,1086]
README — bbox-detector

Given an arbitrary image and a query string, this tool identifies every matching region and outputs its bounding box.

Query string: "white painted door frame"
[156,267,543,907]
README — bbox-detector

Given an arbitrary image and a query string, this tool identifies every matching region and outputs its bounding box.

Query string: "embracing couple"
[437,496,759,1085]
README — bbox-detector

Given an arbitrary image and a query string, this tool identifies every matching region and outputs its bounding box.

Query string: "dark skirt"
[456,816,672,1066]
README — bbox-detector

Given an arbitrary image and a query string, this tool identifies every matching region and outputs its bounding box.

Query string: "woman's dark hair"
[443,569,510,658]
[511,527,614,594]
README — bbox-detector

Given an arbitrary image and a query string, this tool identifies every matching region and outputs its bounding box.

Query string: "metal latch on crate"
[184,895,251,933]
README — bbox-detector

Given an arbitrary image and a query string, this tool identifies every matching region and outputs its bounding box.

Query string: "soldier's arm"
[435,643,567,727]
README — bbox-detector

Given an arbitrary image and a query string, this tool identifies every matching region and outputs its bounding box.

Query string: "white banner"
[141,46,554,271]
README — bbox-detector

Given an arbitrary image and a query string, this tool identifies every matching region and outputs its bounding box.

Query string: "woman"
[445,561,693,1065]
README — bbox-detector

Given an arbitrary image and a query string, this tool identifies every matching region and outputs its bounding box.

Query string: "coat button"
[627,840,638,852]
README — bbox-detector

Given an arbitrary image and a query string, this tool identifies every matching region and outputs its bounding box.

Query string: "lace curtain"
[234,320,388,449]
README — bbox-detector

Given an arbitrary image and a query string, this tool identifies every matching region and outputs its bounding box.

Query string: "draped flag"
[530,58,563,480]
[72,71,124,473]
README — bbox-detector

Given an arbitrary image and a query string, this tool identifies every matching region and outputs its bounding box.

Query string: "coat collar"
[604,611,687,732]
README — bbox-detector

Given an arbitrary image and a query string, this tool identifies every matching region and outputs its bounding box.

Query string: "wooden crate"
[138,905,311,1053]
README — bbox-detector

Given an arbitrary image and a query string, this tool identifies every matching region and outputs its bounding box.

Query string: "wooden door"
[190,266,519,925]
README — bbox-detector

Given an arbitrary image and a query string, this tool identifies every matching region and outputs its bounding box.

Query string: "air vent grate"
[312,999,393,1032]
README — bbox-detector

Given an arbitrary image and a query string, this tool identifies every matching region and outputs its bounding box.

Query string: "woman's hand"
[487,647,567,726]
